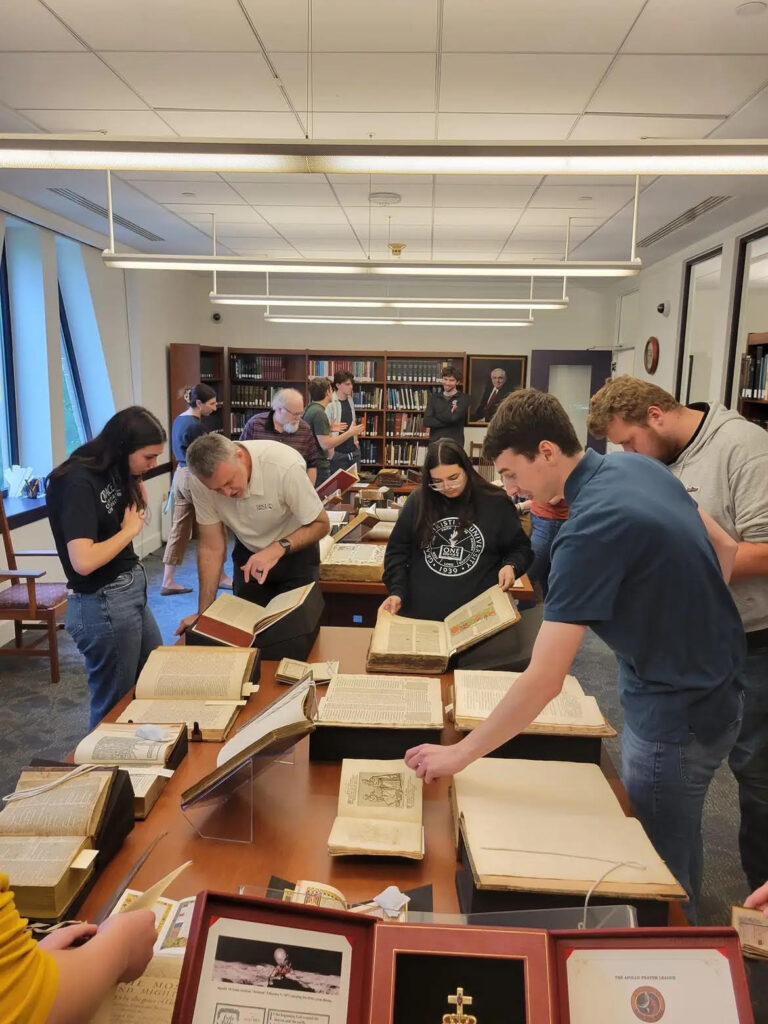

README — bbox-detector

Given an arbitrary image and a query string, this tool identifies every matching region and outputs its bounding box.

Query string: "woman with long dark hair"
[161,383,232,595]
[47,406,166,728]
[382,438,532,622]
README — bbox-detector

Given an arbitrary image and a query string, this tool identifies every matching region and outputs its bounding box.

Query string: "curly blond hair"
[587,376,680,438]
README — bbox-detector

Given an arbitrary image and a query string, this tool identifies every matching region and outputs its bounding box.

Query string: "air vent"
[637,196,731,249]
[48,187,164,243]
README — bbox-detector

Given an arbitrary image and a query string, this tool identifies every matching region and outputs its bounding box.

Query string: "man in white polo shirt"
[174,433,329,634]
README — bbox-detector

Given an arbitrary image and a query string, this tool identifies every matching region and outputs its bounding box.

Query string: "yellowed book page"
[74,724,177,766]
[362,506,399,522]
[325,543,386,567]
[318,675,443,727]
[328,816,424,858]
[117,699,236,733]
[127,772,158,799]
[444,585,517,653]
[364,522,394,542]
[199,592,265,632]
[465,808,681,892]
[215,679,314,768]
[372,612,448,659]
[453,671,605,730]
[0,772,110,837]
[277,658,338,683]
[454,758,626,821]
[89,954,182,1024]
[337,759,422,825]
[136,647,251,700]
[731,906,768,956]
[260,582,311,621]
[0,836,86,887]
[286,880,349,911]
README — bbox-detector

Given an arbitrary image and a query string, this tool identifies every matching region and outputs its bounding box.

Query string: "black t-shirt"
[172,414,206,466]
[334,396,356,456]
[47,464,138,593]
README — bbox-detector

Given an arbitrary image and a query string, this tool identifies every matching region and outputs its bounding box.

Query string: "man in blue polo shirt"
[405,388,746,921]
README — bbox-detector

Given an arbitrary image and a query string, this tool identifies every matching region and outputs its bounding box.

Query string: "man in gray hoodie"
[588,376,768,891]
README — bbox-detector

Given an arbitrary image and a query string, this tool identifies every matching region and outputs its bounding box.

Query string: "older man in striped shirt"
[240,387,322,484]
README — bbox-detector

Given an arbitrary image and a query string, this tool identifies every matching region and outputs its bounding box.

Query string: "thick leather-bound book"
[316,465,359,502]
[366,584,521,674]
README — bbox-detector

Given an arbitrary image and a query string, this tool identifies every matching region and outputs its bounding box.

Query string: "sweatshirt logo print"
[100,482,121,515]
[424,516,484,577]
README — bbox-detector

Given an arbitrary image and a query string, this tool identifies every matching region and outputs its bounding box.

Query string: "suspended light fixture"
[209,292,569,310]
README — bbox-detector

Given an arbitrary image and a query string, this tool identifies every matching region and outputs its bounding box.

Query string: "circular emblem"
[631,986,665,1022]
[644,336,660,375]
[424,517,484,578]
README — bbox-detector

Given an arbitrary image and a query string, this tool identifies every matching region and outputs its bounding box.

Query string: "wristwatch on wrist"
[277,537,292,553]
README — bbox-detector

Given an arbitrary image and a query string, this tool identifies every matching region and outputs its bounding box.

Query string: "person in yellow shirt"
[0,873,156,1024]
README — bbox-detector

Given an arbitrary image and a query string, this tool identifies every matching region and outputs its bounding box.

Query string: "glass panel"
[733,234,768,415]
[548,364,591,447]
[60,327,87,455]
[680,253,723,403]
[0,252,13,484]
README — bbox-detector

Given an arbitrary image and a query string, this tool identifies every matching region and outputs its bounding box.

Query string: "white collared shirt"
[189,440,323,552]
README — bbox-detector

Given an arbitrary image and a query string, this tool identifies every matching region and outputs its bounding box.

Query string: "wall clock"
[644,336,660,375]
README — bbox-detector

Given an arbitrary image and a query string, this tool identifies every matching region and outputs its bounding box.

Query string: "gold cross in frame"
[442,986,478,1023]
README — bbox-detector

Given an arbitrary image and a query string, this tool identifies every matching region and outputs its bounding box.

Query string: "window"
[0,244,18,489]
[58,286,90,454]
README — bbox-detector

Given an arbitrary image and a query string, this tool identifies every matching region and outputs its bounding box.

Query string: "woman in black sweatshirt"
[382,439,532,622]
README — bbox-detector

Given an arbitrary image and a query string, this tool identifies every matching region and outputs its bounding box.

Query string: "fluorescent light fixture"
[4,136,768,175]
[209,291,569,310]
[104,252,639,278]
[264,315,533,327]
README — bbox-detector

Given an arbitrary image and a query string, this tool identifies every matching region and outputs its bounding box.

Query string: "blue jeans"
[729,640,768,890]
[528,514,565,599]
[622,708,742,923]
[66,564,162,729]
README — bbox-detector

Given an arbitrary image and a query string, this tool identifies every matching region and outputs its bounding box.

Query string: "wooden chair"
[469,441,496,483]
[0,492,68,683]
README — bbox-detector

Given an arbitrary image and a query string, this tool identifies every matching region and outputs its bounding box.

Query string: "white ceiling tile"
[0,105,40,132]
[710,84,768,139]
[430,249,503,260]
[0,0,84,49]
[235,181,340,206]
[20,109,175,135]
[118,171,223,182]
[435,175,543,186]
[434,183,536,207]
[438,113,576,140]
[347,208,434,227]
[440,54,612,114]
[529,185,635,214]
[432,207,523,226]
[165,203,264,222]
[130,180,243,204]
[588,55,768,116]
[239,0,311,51]
[333,182,433,207]
[311,54,435,112]
[542,175,640,186]
[516,208,605,228]
[311,112,437,140]
[432,228,513,244]
[625,0,768,53]
[569,113,724,140]
[229,241,300,255]
[104,52,285,110]
[346,224,433,242]
[0,53,144,109]
[160,110,304,138]
[294,249,370,257]
[222,173,320,184]
[256,206,351,224]
[214,223,283,238]
[442,0,644,52]
[310,0,439,51]
[44,0,258,50]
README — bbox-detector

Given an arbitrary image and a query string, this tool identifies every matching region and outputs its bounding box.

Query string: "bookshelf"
[178,346,471,471]
[167,344,226,467]
[737,332,768,432]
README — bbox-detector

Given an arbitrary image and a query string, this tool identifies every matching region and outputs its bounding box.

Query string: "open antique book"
[181,679,316,808]
[453,758,685,901]
[73,723,187,819]
[366,585,521,673]
[276,657,339,685]
[453,670,616,737]
[316,464,359,502]
[317,674,443,729]
[191,583,314,647]
[328,759,424,860]
[0,768,113,918]
[280,878,408,921]
[731,906,768,959]
[117,647,258,741]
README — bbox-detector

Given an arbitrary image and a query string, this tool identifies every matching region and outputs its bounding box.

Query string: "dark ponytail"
[181,383,217,408]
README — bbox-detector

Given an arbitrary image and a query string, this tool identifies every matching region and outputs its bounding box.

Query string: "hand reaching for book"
[380,595,402,614]
[405,742,468,784]
[498,565,516,592]
[745,880,768,916]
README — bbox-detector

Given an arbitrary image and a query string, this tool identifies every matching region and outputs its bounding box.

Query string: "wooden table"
[78,627,683,927]
[320,575,534,627]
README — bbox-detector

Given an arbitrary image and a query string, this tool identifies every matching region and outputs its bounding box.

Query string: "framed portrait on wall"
[467,355,527,425]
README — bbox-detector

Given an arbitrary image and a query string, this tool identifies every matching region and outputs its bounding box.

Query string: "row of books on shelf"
[230,412,256,433]
[388,386,437,410]
[230,354,288,381]
[739,347,768,400]
[308,358,377,381]
[388,358,449,383]
[386,411,428,437]
[231,384,284,407]
[385,440,427,466]
[353,387,383,409]
[358,438,381,463]
[359,413,380,435]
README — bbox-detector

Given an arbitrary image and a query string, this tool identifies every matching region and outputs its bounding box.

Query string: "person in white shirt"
[174,434,329,635]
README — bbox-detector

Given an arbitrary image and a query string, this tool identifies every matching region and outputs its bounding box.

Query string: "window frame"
[725,223,768,409]
[0,243,19,481]
[675,245,723,403]
[58,284,92,442]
